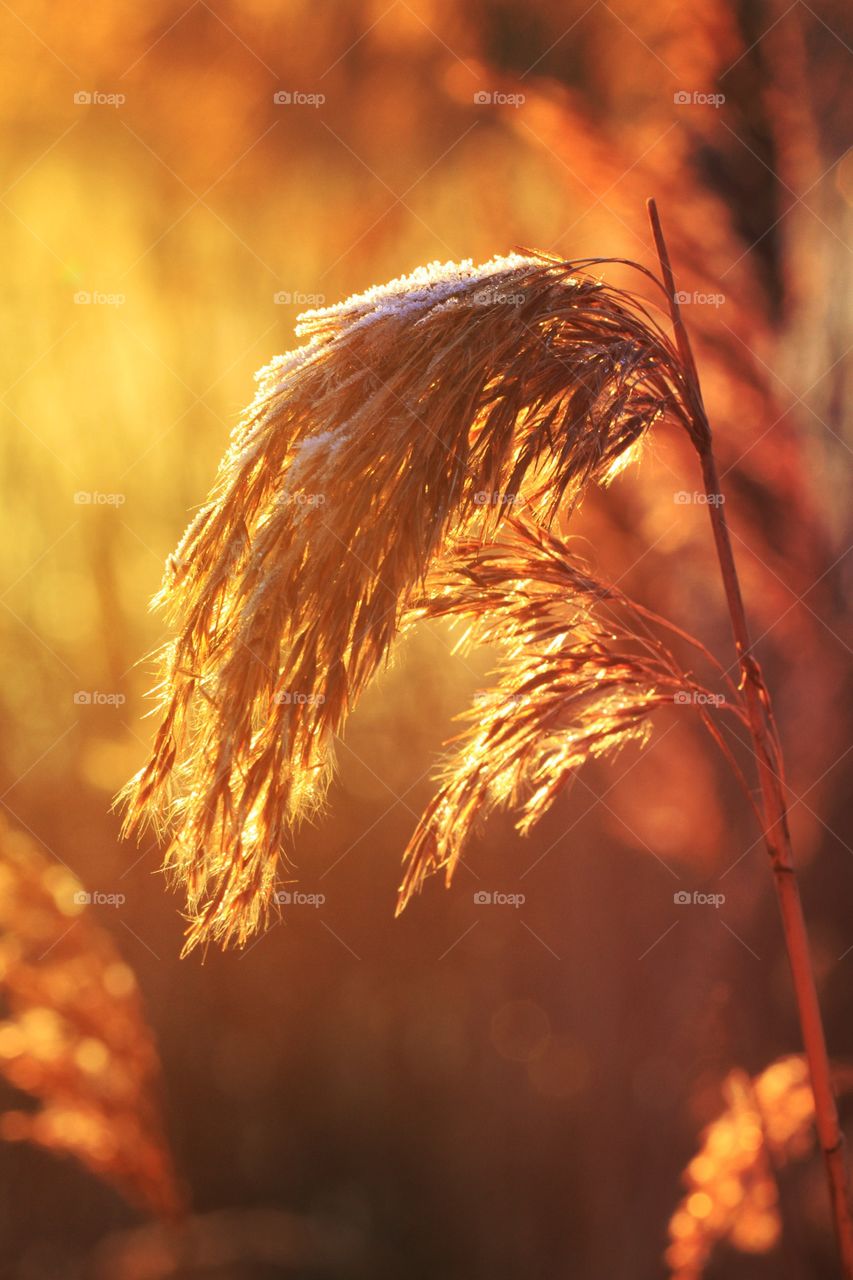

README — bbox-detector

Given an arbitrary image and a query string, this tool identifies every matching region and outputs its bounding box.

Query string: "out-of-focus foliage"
[666,1056,820,1276]
[0,819,182,1218]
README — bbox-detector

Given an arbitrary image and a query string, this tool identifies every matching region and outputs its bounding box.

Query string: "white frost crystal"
[295,253,540,335]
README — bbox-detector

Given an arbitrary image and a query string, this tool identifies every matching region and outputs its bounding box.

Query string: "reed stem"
[647,197,853,1278]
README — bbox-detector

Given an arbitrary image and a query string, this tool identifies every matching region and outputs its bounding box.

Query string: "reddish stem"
[647,197,853,1278]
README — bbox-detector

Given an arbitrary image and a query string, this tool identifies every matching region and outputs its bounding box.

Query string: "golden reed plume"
[122,253,695,951]
[666,1056,825,1277]
[0,819,183,1218]
[122,208,853,1271]
[397,514,744,911]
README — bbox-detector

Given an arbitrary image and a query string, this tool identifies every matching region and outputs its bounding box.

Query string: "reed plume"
[122,253,693,951]
[122,206,853,1272]
[397,514,743,911]
[0,819,183,1219]
[666,1055,841,1277]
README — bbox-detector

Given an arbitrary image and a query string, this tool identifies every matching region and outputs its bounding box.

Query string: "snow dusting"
[295,253,542,336]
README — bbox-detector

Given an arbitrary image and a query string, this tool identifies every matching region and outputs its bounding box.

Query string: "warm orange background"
[0,2,851,1275]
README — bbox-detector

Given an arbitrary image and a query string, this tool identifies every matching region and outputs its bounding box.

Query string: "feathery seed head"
[397,516,703,911]
[122,252,696,950]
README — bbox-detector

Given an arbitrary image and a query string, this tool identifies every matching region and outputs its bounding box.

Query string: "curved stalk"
[648,198,853,1278]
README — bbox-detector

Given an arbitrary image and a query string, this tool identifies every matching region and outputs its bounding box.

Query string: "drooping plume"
[122,254,693,950]
[397,516,731,912]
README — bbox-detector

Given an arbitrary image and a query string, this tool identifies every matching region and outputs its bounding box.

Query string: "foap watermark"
[673,90,725,108]
[472,690,525,711]
[274,290,326,306]
[73,690,126,706]
[280,490,327,508]
[471,287,526,307]
[473,490,522,507]
[74,890,127,907]
[273,90,325,107]
[73,90,126,107]
[674,290,725,308]
[473,90,525,108]
[74,290,126,307]
[674,889,726,908]
[274,690,326,706]
[474,890,526,908]
[274,889,325,907]
[74,490,126,506]
[673,690,726,708]
[674,491,725,505]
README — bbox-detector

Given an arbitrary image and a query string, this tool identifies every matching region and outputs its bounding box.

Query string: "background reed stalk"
[648,198,853,1279]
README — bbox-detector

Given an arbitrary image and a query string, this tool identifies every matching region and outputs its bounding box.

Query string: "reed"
[396,512,750,912]
[122,251,695,949]
[122,204,852,1274]
[647,199,853,1278]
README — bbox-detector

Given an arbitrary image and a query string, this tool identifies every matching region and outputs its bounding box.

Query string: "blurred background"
[0,0,851,1275]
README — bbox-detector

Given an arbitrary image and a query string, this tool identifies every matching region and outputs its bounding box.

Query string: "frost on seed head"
[295,253,542,335]
[125,248,695,952]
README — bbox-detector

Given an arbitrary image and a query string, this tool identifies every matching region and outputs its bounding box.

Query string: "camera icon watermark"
[73,90,126,107]
[273,889,325,907]
[280,491,327,508]
[473,490,522,507]
[273,290,326,306]
[673,491,725,505]
[73,290,126,307]
[73,890,127,907]
[473,90,525,108]
[471,288,526,307]
[472,690,524,711]
[273,90,325,107]
[473,890,526,908]
[673,691,726,707]
[273,691,326,706]
[674,889,725,908]
[73,690,127,706]
[74,490,126,506]
[674,290,725,308]
[673,90,725,108]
